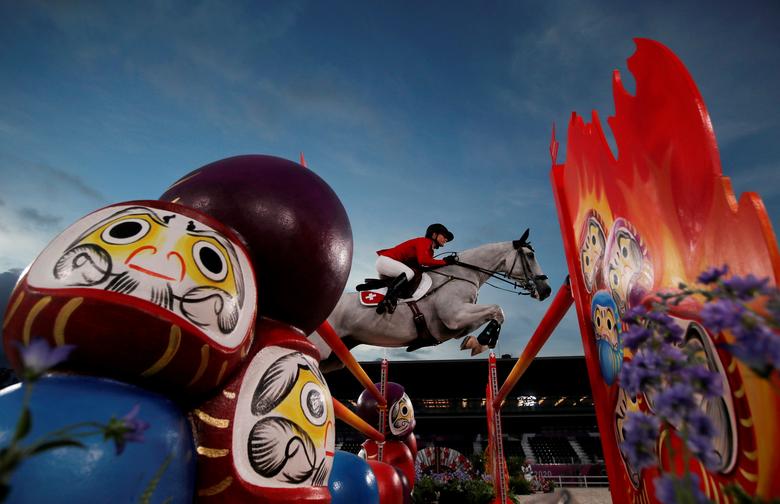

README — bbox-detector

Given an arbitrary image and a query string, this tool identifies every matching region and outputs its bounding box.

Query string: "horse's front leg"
[439,302,505,334]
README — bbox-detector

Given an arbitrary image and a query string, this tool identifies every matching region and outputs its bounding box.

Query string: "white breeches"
[376,256,415,281]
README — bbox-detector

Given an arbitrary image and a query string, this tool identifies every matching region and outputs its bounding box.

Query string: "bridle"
[431,240,548,297]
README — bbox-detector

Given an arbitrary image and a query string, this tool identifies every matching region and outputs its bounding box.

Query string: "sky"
[0,0,778,366]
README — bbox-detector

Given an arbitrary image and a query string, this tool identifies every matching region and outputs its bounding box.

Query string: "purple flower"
[643,310,685,343]
[620,412,660,471]
[15,338,75,380]
[657,344,688,373]
[681,365,723,398]
[697,265,728,285]
[623,325,653,351]
[653,383,696,425]
[104,404,150,455]
[722,274,770,300]
[725,319,780,376]
[654,474,709,504]
[619,354,662,397]
[623,305,649,324]
[701,299,744,333]
[685,410,720,470]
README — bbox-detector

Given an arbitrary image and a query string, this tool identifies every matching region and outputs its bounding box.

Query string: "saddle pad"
[359,273,432,307]
[360,289,386,306]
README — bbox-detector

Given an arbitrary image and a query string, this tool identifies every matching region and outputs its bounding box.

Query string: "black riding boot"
[376,274,409,314]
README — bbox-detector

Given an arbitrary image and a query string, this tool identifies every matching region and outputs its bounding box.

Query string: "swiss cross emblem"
[360,291,384,305]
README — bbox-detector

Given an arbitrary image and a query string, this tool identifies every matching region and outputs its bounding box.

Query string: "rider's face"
[433,233,448,248]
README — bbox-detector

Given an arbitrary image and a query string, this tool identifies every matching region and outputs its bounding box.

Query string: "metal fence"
[547,474,610,488]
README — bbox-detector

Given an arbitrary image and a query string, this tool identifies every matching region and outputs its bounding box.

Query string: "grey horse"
[310,230,552,369]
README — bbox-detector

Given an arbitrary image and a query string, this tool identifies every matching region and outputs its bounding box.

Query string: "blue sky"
[0,1,778,364]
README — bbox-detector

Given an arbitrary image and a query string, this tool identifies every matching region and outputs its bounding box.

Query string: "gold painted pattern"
[3,292,24,329]
[734,385,745,398]
[188,345,210,386]
[141,325,181,377]
[699,461,711,498]
[709,473,719,504]
[743,449,758,461]
[216,361,228,387]
[193,409,230,428]
[739,467,758,483]
[197,446,229,458]
[54,298,83,346]
[198,477,233,497]
[739,417,754,428]
[222,390,236,400]
[720,483,733,504]
[166,172,200,192]
[23,297,52,345]
[727,359,737,374]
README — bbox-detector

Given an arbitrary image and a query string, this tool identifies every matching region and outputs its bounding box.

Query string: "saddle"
[356,273,431,307]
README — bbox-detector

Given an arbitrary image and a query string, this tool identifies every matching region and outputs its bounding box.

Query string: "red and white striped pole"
[377,358,389,462]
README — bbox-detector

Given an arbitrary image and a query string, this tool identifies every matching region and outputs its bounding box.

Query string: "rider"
[374,223,457,314]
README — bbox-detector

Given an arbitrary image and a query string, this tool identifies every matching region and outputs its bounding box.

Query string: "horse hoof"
[460,336,475,351]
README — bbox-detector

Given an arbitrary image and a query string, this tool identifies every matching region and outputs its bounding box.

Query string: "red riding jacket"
[377,237,447,268]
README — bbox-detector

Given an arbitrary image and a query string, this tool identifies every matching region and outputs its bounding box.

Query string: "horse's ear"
[519,228,530,244]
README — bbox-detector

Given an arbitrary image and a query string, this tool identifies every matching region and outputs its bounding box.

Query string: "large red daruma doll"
[2,200,257,399]
[160,155,353,502]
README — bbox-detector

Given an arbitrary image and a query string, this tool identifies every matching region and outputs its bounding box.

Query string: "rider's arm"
[415,238,447,267]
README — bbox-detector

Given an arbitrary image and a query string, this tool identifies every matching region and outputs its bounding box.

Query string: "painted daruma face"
[579,217,606,292]
[389,392,415,437]
[233,346,335,489]
[604,220,653,314]
[36,204,249,343]
[3,201,256,397]
[591,290,623,386]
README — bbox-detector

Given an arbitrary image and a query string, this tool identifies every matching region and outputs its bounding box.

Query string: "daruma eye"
[193,241,227,281]
[301,382,327,426]
[101,218,150,245]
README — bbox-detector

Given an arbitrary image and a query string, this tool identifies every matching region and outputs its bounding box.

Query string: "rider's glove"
[444,255,457,265]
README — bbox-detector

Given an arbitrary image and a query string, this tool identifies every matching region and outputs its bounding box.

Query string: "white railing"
[545,474,610,488]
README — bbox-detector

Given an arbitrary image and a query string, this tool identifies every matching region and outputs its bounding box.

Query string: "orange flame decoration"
[551,39,780,503]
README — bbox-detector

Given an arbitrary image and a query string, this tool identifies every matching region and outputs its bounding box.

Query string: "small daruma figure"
[578,210,607,293]
[2,200,257,398]
[603,218,653,314]
[591,290,623,386]
[355,382,416,491]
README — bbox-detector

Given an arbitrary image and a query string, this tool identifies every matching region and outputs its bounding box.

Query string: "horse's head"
[511,229,552,300]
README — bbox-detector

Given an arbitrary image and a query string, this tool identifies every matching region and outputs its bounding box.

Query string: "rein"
[433,245,546,297]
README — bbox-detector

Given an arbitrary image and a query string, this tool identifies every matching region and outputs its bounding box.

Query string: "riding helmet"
[426,223,454,241]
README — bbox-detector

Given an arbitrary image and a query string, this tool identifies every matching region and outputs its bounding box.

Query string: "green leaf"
[12,409,31,443]
[28,439,85,455]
